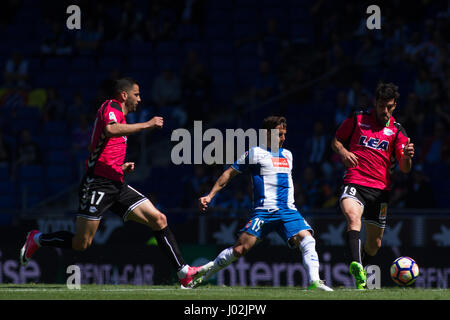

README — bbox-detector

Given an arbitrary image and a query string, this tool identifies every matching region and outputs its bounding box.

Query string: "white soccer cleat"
[197,261,214,276]
[198,261,217,281]
[307,280,334,291]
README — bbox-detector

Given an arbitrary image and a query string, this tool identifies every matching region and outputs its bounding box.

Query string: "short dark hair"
[261,116,287,130]
[375,82,400,102]
[113,77,138,98]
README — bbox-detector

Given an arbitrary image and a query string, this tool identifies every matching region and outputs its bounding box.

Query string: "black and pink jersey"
[86,99,127,182]
[335,109,409,190]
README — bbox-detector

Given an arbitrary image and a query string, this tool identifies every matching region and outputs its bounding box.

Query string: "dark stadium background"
[0,0,449,288]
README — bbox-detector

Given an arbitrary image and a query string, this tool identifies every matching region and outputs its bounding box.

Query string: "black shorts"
[339,183,389,228]
[77,174,148,221]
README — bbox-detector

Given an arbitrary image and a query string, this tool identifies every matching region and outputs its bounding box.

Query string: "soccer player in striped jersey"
[332,82,414,289]
[20,77,201,288]
[193,116,332,291]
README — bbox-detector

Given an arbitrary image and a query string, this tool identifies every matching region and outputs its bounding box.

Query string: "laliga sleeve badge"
[109,111,117,122]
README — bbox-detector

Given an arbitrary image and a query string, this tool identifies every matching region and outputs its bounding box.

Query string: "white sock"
[300,235,320,283]
[177,264,189,278]
[205,247,238,279]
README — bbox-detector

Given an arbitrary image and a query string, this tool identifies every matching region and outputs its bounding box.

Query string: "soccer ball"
[390,256,419,286]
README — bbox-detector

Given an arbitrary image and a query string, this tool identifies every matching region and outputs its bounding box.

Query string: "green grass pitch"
[0,284,448,300]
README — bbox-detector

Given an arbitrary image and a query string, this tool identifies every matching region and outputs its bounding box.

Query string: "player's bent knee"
[154,213,168,229]
[138,210,168,230]
[288,237,300,248]
[289,230,313,248]
[232,243,252,257]
[232,246,245,258]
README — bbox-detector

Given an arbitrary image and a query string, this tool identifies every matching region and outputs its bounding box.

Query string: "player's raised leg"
[20,217,100,266]
[126,198,201,288]
[193,232,258,287]
[340,197,366,289]
[289,230,333,291]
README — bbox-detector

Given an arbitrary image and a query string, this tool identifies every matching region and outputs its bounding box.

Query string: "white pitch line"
[0,288,178,292]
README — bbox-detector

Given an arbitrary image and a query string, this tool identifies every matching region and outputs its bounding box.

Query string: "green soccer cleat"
[349,261,367,289]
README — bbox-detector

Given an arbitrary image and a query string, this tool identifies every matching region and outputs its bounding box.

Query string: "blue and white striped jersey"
[231,146,296,211]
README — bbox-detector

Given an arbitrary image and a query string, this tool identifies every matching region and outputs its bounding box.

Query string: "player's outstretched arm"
[105,116,163,137]
[122,162,135,172]
[331,137,358,168]
[399,138,414,173]
[199,167,240,212]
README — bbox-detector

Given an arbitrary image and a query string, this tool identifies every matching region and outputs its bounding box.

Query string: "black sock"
[154,226,186,272]
[346,230,362,264]
[361,247,375,267]
[39,231,74,249]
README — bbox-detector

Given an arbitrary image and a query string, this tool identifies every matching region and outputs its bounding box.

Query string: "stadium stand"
[0,0,448,223]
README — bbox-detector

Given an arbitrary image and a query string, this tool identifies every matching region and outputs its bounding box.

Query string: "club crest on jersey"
[358,136,389,151]
[271,157,289,168]
[384,128,394,136]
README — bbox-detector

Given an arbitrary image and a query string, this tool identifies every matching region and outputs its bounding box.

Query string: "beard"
[125,99,137,112]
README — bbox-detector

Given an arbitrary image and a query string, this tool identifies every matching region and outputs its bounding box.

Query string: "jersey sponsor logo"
[358,136,389,151]
[271,157,289,168]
